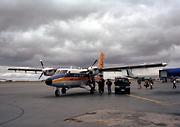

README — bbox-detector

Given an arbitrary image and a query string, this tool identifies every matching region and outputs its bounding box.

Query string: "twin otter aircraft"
[8,52,167,96]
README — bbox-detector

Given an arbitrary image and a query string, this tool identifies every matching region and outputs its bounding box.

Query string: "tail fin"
[98,52,105,69]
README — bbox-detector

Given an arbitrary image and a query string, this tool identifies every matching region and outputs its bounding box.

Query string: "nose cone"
[45,78,52,86]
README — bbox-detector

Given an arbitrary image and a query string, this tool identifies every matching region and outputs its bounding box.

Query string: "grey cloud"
[0,0,112,32]
[0,0,180,68]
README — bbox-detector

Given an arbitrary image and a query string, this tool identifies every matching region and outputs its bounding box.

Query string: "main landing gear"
[55,88,60,97]
[55,88,67,97]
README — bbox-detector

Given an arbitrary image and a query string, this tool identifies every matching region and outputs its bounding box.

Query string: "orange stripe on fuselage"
[52,77,89,84]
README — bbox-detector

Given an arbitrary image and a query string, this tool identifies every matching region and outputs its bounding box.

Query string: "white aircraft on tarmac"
[8,52,167,96]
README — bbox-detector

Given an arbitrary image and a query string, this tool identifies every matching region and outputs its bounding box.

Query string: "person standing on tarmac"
[97,76,105,95]
[149,78,154,89]
[106,79,112,95]
[92,77,96,90]
[90,77,96,92]
[144,80,149,88]
[173,79,177,89]
[137,79,142,89]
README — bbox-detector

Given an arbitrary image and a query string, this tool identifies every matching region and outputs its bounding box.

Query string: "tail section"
[98,52,105,69]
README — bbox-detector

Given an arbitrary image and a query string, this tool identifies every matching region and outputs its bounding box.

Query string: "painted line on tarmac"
[127,94,167,105]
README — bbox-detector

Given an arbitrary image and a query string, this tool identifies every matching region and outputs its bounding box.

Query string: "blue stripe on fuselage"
[51,73,65,80]
[47,73,89,88]
[51,73,88,80]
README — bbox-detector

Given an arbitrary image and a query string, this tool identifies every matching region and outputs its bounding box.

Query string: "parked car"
[114,77,131,94]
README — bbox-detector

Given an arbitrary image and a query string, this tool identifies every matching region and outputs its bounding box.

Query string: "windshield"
[55,70,68,74]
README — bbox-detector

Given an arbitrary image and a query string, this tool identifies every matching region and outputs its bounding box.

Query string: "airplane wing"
[99,62,167,72]
[8,67,42,72]
[8,66,57,79]
[126,69,150,80]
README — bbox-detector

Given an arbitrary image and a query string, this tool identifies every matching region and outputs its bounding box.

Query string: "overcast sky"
[0,0,180,68]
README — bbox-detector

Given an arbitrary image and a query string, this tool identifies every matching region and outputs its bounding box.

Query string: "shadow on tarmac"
[42,92,131,99]
[171,112,180,116]
[153,91,180,95]
[42,91,100,98]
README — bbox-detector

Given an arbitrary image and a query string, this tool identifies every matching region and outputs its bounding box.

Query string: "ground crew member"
[88,77,96,94]
[173,79,177,89]
[137,79,142,89]
[106,79,112,95]
[144,80,149,88]
[97,77,105,95]
[90,77,96,93]
[149,81,153,89]
[149,78,153,89]
[92,77,96,90]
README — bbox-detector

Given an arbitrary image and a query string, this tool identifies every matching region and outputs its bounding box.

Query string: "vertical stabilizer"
[98,52,105,69]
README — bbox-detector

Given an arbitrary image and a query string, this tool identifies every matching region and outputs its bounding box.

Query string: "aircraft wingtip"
[162,63,168,66]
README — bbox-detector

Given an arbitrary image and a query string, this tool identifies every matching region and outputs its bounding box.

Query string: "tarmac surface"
[0,80,180,127]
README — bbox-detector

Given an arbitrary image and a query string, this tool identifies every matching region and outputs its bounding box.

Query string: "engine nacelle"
[88,66,99,76]
[42,68,56,76]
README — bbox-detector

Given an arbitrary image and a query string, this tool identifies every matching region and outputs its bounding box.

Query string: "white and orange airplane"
[8,52,167,96]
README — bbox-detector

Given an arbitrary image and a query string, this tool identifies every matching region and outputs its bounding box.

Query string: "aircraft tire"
[55,89,60,97]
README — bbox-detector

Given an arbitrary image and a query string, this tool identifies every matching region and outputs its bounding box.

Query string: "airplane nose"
[45,78,52,85]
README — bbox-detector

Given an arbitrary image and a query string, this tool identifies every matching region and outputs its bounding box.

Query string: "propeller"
[39,60,45,79]
[40,60,44,68]
[87,59,98,76]
[91,59,97,66]
[39,72,44,79]
[38,60,56,79]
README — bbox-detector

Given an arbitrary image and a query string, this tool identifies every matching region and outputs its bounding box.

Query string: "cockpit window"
[55,70,68,74]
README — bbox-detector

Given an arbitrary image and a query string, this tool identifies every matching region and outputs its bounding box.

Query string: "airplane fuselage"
[45,72,90,88]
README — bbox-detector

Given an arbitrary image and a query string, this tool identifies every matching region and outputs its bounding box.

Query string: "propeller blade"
[39,72,43,79]
[40,60,44,68]
[92,59,97,66]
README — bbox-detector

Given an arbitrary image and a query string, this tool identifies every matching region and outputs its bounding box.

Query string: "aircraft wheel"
[61,88,66,94]
[55,89,60,97]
